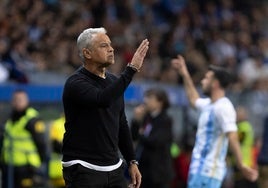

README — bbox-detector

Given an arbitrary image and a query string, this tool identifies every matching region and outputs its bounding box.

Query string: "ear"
[82,48,91,59]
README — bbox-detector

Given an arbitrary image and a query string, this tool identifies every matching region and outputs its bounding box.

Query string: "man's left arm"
[118,105,141,188]
[227,131,244,169]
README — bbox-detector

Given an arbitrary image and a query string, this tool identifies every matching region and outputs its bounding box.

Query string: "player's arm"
[171,55,199,108]
[227,131,258,182]
[227,131,243,168]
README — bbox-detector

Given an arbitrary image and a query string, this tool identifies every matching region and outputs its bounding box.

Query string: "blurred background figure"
[0,89,48,188]
[0,38,10,83]
[131,88,174,188]
[0,37,30,83]
[257,116,268,188]
[48,114,65,188]
[171,137,192,188]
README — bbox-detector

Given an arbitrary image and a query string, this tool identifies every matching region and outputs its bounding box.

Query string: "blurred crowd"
[0,0,268,91]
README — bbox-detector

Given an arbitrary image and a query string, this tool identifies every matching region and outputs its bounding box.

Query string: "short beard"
[203,87,212,97]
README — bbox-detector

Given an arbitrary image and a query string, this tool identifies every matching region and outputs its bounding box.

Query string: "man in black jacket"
[131,88,174,188]
[62,27,149,188]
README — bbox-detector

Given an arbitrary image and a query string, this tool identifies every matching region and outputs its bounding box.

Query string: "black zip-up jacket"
[62,66,136,166]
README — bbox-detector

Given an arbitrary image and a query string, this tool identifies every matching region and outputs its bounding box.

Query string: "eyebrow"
[99,41,111,45]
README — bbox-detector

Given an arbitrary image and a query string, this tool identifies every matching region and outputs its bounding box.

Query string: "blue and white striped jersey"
[189,97,237,181]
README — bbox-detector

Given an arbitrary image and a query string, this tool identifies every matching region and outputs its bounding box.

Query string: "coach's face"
[84,33,115,67]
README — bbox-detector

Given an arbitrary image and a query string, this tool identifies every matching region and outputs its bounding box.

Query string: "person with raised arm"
[171,55,258,188]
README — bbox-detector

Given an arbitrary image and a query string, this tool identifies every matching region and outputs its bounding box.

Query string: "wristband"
[127,63,140,72]
[129,160,139,166]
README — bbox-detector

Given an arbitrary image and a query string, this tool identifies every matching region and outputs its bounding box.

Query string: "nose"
[109,45,114,52]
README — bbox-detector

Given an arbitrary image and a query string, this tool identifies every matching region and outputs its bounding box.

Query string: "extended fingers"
[136,173,142,188]
[129,167,142,188]
[131,173,141,188]
[130,39,149,68]
[136,39,149,55]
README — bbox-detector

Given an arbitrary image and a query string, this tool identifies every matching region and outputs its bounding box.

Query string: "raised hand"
[171,55,189,76]
[133,104,147,122]
[129,39,149,71]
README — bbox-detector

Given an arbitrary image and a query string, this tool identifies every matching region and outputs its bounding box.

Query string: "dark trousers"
[141,181,170,188]
[63,164,128,188]
[141,176,170,188]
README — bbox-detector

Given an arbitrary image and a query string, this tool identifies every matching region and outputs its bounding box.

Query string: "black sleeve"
[64,66,136,108]
[118,103,136,164]
[140,117,173,149]
[26,118,49,163]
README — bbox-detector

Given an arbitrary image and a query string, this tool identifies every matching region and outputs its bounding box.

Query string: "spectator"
[1,37,30,83]
[0,0,267,88]
[0,89,48,188]
[238,53,268,89]
[0,38,9,83]
[131,88,174,188]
